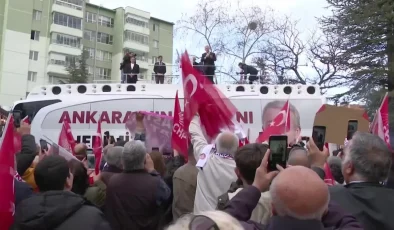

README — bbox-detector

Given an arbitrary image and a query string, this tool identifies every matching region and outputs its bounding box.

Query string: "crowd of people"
[9,114,394,230]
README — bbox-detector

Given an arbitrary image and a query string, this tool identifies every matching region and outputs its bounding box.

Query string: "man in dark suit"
[329,132,394,230]
[153,55,166,84]
[238,63,259,84]
[201,45,216,84]
[127,56,140,84]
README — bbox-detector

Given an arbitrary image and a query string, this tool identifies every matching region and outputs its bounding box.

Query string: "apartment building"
[0,0,174,106]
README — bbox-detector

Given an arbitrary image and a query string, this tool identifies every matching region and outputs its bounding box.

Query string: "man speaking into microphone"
[201,45,216,84]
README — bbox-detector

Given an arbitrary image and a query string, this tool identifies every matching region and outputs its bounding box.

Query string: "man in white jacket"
[189,115,238,212]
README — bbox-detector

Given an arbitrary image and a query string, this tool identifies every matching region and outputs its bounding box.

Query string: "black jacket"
[240,65,258,75]
[330,182,394,230]
[14,180,33,207]
[153,62,166,75]
[16,135,37,176]
[12,191,111,230]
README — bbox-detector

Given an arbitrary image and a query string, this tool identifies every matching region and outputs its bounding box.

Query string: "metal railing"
[93,74,180,84]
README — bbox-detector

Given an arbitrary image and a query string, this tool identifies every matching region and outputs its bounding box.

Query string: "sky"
[89,0,345,97]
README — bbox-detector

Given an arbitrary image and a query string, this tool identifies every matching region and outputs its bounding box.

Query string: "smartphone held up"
[268,135,288,172]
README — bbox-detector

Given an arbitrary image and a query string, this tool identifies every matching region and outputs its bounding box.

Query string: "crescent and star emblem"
[270,110,287,127]
[183,74,198,97]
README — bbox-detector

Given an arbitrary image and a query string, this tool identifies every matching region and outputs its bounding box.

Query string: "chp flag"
[58,120,76,155]
[256,100,291,143]
[171,90,189,161]
[93,120,102,175]
[370,93,391,149]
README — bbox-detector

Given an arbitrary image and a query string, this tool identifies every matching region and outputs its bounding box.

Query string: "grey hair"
[105,146,124,169]
[270,177,329,220]
[262,100,300,129]
[215,131,239,156]
[122,140,146,171]
[344,132,392,182]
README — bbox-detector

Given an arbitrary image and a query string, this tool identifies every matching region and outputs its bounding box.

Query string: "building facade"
[0,0,174,106]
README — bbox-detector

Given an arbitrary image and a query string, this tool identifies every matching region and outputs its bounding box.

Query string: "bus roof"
[24,83,323,102]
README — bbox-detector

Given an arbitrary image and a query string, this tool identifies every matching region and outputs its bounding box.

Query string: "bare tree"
[176,0,230,55]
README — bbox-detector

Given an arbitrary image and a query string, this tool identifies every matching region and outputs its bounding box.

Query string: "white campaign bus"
[9,83,325,148]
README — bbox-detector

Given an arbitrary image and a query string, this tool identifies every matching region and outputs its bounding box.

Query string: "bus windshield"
[12,99,62,121]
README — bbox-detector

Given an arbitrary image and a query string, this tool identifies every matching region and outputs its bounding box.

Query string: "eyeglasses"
[188,215,220,230]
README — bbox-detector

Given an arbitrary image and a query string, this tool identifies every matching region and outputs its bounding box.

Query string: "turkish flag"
[181,51,237,139]
[58,121,76,155]
[370,93,391,149]
[171,90,189,161]
[13,116,30,153]
[93,120,102,174]
[256,100,291,143]
[0,115,16,229]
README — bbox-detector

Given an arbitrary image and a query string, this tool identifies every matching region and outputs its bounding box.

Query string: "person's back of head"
[34,155,72,192]
[166,210,243,230]
[105,146,124,169]
[149,150,166,176]
[122,140,146,171]
[270,166,329,220]
[114,140,127,147]
[68,159,89,195]
[234,143,268,185]
[74,143,87,161]
[215,131,239,157]
[287,146,310,168]
[327,156,344,184]
[342,132,392,183]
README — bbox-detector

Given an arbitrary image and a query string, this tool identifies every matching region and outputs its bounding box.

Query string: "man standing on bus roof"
[153,55,166,84]
[262,100,301,145]
[201,45,216,84]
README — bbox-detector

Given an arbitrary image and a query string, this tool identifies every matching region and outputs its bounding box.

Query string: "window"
[96,50,112,61]
[95,67,111,79]
[153,24,156,31]
[33,10,42,21]
[31,30,40,41]
[51,33,81,48]
[84,47,95,59]
[97,32,113,45]
[53,12,82,29]
[28,71,37,82]
[125,16,148,28]
[152,56,157,64]
[48,55,77,66]
[54,0,83,11]
[98,15,114,28]
[153,40,158,48]
[88,66,94,75]
[124,30,149,45]
[83,30,96,41]
[29,51,38,61]
[86,12,96,23]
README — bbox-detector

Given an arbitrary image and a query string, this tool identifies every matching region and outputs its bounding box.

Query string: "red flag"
[58,121,76,155]
[93,120,102,175]
[171,91,189,161]
[370,93,391,149]
[323,163,336,186]
[0,115,16,229]
[181,51,237,139]
[256,100,291,143]
[13,116,30,153]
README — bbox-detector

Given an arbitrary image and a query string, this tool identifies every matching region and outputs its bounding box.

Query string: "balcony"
[47,60,68,76]
[124,40,149,53]
[124,23,150,35]
[48,43,82,56]
[52,0,83,18]
[50,24,82,38]
[136,57,149,70]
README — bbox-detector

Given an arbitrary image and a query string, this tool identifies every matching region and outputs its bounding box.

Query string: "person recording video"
[238,62,259,84]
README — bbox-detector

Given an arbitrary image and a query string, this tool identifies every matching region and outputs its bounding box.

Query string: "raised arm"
[189,115,209,161]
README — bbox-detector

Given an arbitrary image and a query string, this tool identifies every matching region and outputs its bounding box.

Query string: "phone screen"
[347,120,358,140]
[87,154,95,169]
[268,136,288,171]
[40,139,49,151]
[312,126,326,151]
